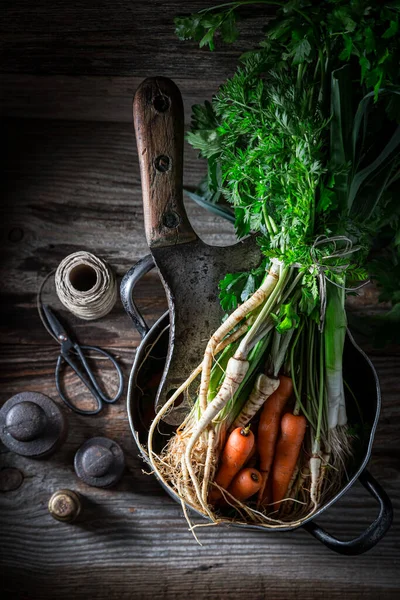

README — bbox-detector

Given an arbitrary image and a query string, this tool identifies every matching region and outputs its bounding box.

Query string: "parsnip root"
[185,355,250,509]
[232,373,279,429]
[198,261,280,412]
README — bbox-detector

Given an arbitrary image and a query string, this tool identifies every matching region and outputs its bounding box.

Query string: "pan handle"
[133,76,198,249]
[120,255,155,339]
[303,469,393,555]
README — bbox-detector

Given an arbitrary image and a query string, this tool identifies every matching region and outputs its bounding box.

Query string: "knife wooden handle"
[133,77,197,248]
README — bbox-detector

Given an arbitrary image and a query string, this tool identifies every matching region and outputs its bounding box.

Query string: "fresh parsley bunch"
[176,0,400,329]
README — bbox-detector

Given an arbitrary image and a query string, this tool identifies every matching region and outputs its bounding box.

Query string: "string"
[55,251,117,320]
[310,235,370,332]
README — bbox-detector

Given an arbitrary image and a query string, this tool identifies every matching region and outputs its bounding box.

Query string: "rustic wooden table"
[1,2,399,598]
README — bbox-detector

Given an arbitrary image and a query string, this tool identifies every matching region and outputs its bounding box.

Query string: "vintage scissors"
[42,305,124,415]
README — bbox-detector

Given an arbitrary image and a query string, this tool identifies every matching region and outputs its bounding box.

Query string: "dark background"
[1,2,399,599]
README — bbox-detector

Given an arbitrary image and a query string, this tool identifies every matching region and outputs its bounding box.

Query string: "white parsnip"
[310,452,330,509]
[309,455,322,508]
[188,357,249,450]
[217,321,250,350]
[169,322,249,432]
[232,373,279,429]
[173,322,249,429]
[185,355,249,508]
[201,428,216,501]
[198,261,280,412]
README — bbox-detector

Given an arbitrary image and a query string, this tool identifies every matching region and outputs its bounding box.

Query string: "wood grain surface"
[0,75,220,124]
[134,76,198,248]
[1,2,399,599]
[0,1,269,77]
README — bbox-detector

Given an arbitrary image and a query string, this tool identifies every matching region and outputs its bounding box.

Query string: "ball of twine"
[55,251,117,320]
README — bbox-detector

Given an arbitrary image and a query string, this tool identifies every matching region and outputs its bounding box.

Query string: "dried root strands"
[232,373,280,429]
[201,428,216,502]
[147,365,205,501]
[310,451,330,510]
[329,424,353,476]
[198,261,280,413]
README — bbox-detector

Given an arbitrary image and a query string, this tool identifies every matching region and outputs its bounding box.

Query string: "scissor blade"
[43,305,70,342]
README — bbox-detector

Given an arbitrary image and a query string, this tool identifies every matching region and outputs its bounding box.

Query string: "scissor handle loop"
[55,345,124,415]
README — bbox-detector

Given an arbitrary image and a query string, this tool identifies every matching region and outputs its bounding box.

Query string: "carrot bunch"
[209,426,258,503]
[210,375,307,513]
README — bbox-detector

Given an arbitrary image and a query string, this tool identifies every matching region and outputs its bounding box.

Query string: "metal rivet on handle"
[162,210,181,229]
[154,155,171,172]
[153,94,170,113]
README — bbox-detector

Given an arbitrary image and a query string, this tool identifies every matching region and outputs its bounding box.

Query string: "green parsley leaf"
[382,19,399,39]
[219,259,267,312]
[292,38,312,64]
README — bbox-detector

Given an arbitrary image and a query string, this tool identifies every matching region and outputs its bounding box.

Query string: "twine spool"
[55,252,117,320]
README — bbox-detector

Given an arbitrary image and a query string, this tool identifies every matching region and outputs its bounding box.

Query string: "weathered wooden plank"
[0,441,399,600]
[0,75,220,123]
[1,118,235,344]
[0,0,269,77]
[1,119,234,252]
[0,367,399,575]
[2,570,399,600]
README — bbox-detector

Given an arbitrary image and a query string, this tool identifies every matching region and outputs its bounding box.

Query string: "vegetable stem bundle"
[147,0,400,532]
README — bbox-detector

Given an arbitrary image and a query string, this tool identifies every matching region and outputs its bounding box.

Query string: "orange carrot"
[245,443,258,468]
[271,412,307,507]
[227,467,262,502]
[257,375,293,505]
[261,475,273,507]
[209,427,254,503]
